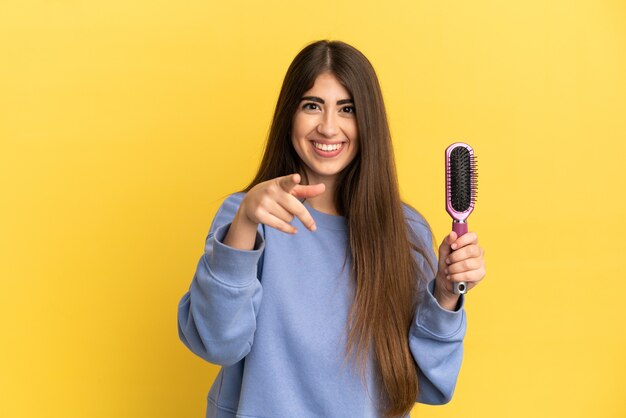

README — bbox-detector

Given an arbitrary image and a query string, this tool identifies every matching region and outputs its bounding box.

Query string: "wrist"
[223,208,259,251]
[433,277,460,311]
[233,207,258,230]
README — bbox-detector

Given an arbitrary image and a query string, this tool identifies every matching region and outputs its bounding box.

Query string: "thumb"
[277,173,301,193]
[439,231,458,259]
[448,230,458,246]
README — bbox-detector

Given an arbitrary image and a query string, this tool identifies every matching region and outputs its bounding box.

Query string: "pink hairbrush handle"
[452,221,468,295]
[452,221,468,237]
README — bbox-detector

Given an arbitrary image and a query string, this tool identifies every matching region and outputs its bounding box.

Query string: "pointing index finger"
[291,182,326,200]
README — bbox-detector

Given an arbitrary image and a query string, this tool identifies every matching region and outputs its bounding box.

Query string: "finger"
[446,268,484,283]
[451,231,478,250]
[446,244,482,265]
[261,211,299,234]
[291,182,326,199]
[279,194,318,231]
[277,173,301,193]
[445,257,482,275]
[268,200,296,224]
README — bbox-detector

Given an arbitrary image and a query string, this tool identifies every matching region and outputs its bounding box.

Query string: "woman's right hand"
[224,173,325,250]
[238,173,326,234]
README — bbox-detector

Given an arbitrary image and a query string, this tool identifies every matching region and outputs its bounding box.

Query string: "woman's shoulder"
[401,201,434,244]
[401,202,429,227]
[207,192,247,232]
[214,191,246,214]
[223,191,246,204]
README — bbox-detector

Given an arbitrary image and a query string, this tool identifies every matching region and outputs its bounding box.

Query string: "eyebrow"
[300,96,354,105]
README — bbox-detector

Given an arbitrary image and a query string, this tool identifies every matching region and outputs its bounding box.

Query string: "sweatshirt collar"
[303,202,347,231]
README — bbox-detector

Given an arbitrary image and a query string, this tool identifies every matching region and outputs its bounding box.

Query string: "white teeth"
[314,142,343,151]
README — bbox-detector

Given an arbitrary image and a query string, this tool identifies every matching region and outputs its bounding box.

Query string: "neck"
[300,170,339,216]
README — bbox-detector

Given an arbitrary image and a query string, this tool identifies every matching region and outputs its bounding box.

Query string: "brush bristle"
[449,146,478,212]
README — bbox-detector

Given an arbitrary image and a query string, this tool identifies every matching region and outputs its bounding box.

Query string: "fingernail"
[451,243,457,250]
[444,268,448,274]
[445,258,450,264]
[311,224,317,232]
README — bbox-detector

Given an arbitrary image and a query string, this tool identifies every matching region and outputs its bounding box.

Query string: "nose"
[316,111,339,138]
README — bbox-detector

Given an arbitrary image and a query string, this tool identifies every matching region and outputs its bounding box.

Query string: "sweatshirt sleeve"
[403,205,467,405]
[177,193,265,367]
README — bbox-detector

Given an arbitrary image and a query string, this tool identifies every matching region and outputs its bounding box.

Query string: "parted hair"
[241,39,436,418]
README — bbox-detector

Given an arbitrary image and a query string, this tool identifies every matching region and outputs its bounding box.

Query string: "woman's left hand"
[435,230,486,308]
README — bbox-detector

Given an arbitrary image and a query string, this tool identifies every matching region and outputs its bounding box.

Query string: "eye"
[302,103,320,111]
[342,106,356,114]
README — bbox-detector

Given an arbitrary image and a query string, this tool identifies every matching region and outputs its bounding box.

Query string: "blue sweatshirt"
[178,192,466,418]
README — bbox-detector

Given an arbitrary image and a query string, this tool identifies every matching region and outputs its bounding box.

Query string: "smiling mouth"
[309,141,347,158]
[311,141,346,152]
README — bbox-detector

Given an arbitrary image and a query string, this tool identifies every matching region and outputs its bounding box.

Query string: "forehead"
[304,72,351,98]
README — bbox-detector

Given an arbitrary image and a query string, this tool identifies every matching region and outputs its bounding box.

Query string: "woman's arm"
[403,205,467,405]
[177,193,265,366]
[178,175,323,366]
[411,277,466,405]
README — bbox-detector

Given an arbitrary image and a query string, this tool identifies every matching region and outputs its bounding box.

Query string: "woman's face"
[291,72,359,185]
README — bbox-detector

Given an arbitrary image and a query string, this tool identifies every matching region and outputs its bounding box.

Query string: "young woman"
[178,40,486,418]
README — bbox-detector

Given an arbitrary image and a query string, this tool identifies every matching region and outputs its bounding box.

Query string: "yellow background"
[1,1,625,417]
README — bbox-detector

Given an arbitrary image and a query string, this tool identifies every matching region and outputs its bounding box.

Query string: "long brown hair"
[241,40,435,418]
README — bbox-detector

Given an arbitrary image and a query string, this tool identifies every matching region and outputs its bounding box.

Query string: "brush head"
[445,142,478,222]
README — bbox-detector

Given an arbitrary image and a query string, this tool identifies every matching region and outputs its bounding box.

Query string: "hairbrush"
[445,142,478,295]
